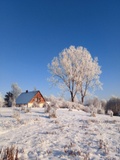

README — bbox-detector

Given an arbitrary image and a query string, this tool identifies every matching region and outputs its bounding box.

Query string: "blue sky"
[0,0,120,100]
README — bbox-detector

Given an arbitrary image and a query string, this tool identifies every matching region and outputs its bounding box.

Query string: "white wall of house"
[28,103,33,107]
[39,103,44,107]
[28,102,44,107]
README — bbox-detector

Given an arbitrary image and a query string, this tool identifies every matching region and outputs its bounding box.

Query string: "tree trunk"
[70,91,74,102]
[81,96,84,104]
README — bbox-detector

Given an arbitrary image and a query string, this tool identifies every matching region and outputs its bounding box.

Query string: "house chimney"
[26,90,28,93]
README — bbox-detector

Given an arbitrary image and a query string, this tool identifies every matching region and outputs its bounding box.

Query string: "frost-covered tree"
[48,46,102,103]
[11,83,22,100]
[0,93,4,108]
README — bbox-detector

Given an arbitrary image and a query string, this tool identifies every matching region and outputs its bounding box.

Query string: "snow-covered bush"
[20,105,31,113]
[12,107,21,120]
[89,104,97,114]
[97,109,105,114]
[107,110,113,117]
[44,101,57,118]
[91,111,96,117]
[81,106,90,113]
[105,97,120,116]
[24,107,31,113]
[44,102,51,113]
[0,93,4,108]
[85,97,106,114]
[45,95,87,112]
[44,95,68,108]
[48,102,58,118]
[49,107,57,118]
[21,105,26,111]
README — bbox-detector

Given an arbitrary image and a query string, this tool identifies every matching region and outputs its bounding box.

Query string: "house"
[16,90,45,107]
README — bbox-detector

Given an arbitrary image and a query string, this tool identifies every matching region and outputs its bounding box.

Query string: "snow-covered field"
[0,107,120,160]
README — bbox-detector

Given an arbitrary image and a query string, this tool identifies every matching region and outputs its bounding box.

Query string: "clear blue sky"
[0,0,120,100]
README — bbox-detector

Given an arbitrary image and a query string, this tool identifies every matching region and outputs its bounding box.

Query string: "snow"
[0,107,120,160]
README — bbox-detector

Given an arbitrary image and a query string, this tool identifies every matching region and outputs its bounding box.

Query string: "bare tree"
[48,45,102,103]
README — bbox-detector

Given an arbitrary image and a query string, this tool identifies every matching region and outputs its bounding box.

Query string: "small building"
[16,90,45,107]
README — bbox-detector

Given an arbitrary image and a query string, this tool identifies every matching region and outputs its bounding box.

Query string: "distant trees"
[85,96,120,116]
[105,97,120,115]
[86,97,101,108]
[85,97,106,114]
[48,45,102,103]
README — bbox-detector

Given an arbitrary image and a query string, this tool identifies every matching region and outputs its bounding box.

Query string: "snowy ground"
[0,107,120,160]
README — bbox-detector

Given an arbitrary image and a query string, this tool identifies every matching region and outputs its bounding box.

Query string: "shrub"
[49,107,57,118]
[81,106,90,113]
[97,109,105,114]
[24,107,31,113]
[12,108,20,121]
[21,105,26,111]
[44,102,57,118]
[85,98,106,114]
[44,95,84,110]
[91,112,96,117]
[107,110,113,117]
[21,106,31,113]
[44,102,51,113]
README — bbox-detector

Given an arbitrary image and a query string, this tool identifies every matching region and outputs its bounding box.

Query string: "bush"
[20,106,31,113]
[107,110,113,117]
[97,109,105,114]
[49,107,57,118]
[91,111,96,117]
[80,106,90,113]
[12,108,20,121]
[85,97,106,114]
[105,97,120,116]
[24,107,31,113]
[44,102,57,118]
[44,102,51,113]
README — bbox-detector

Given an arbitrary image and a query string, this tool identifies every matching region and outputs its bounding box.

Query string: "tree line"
[0,83,22,107]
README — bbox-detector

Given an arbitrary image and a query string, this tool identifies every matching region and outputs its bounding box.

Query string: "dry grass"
[0,146,19,160]
[91,112,96,117]
[63,142,90,159]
